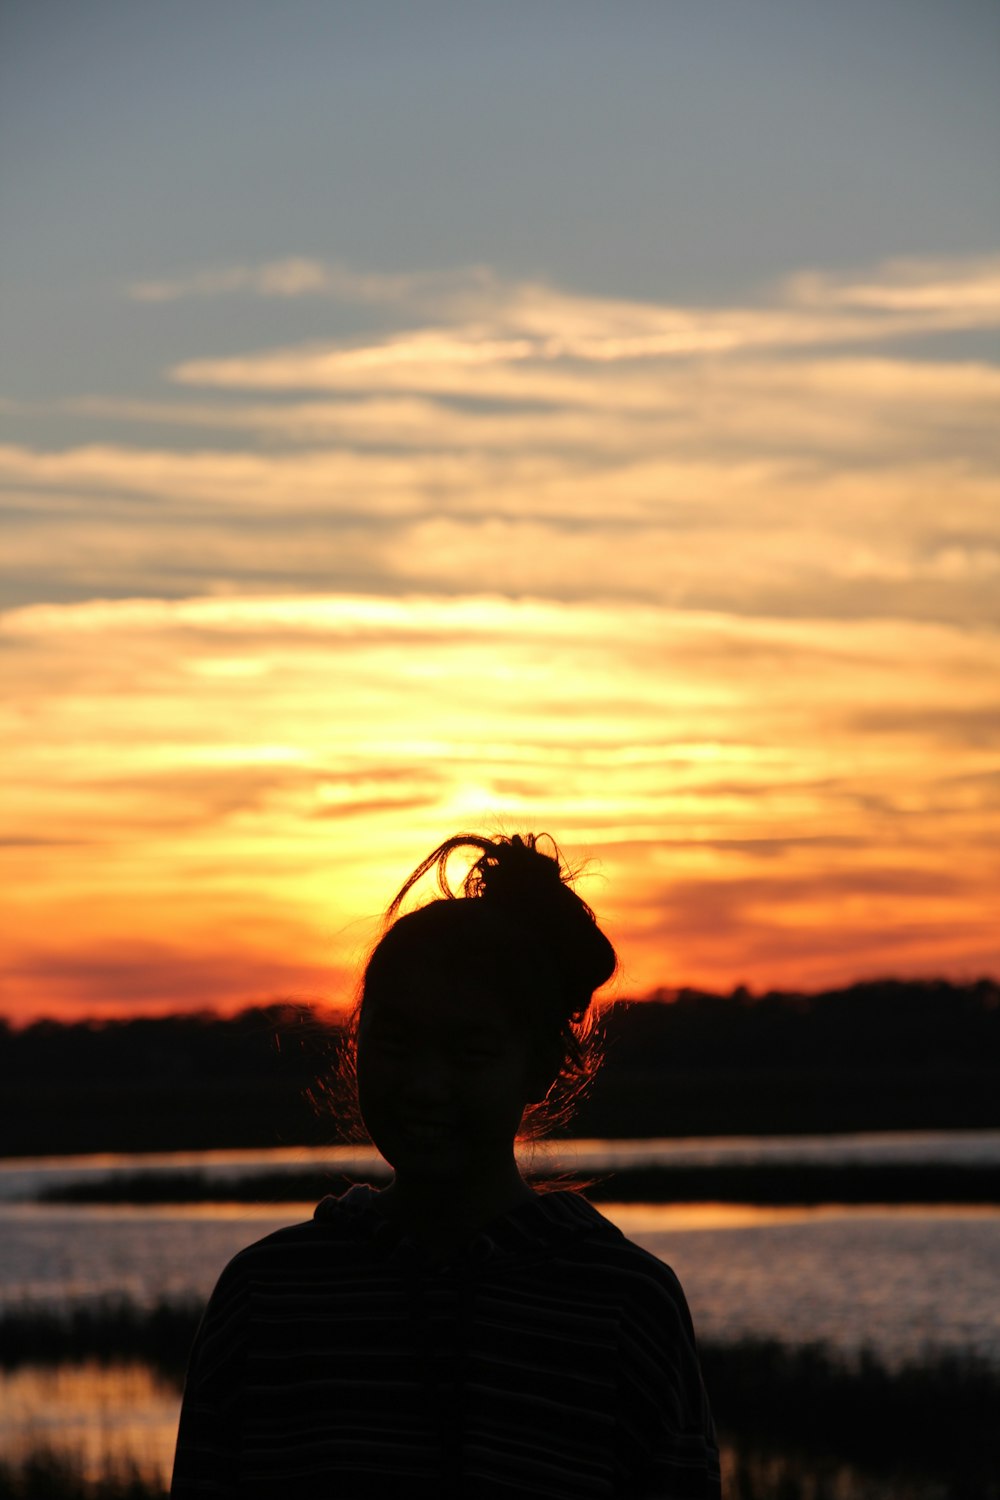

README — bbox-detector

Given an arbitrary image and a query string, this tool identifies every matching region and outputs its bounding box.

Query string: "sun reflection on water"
[0,1359,180,1484]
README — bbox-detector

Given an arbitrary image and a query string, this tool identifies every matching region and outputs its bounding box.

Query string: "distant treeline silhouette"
[1,977,997,1155]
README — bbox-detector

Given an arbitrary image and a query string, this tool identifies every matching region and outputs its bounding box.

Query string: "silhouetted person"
[171,832,720,1497]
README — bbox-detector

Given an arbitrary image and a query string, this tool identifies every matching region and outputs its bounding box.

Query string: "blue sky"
[3,0,998,406]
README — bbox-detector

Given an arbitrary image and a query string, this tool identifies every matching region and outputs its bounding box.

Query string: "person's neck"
[379,1158,536,1258]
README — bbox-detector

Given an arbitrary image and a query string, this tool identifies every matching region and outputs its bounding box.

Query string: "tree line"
[2,977,997,1155]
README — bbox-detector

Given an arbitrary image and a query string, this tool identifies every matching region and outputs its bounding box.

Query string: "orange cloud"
[3,595,997,1018]
[3,254,998,1019]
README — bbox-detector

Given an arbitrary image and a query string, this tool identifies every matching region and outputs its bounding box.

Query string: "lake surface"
[4,1199,999,1367]
[4,1132,1000,1362]
[3,1133,999,1491]
[4,1127,1000,1200]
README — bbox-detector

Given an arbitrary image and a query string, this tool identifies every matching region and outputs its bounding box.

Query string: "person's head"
[342,833,617,1183]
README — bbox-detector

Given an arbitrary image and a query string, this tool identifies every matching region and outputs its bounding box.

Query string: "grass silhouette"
[34,1161,1000,1207]
[2,1301,997,1496]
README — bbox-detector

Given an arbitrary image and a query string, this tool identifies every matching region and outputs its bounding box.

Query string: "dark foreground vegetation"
[1,1447,990,1500]
[2,1446,989,1500]
[2,977,998,1155]
[1,1300,996,1499]
[0,1455,158,1500]
[36,1159,1000,1206]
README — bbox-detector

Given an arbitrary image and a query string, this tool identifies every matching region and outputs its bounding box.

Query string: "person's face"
[356,969,547,1185]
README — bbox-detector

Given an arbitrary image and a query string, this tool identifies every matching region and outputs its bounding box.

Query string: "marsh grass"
[718,1443,984,1500]
[0,1438,989,1500]
[35,1162,1000,1206]
[0,1449,166,1500]
[706,1340,999,1497]
[0,1300,198,1383]
[2,1303,997,1498]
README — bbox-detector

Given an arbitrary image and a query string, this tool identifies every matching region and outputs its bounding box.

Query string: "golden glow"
[603,1203,1000,1232]
[0,1361,178,1484]
[2,256,998,1020]
[4,591,997,1018]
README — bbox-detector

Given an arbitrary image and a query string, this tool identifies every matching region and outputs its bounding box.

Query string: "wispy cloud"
[160,254,1000,387]
[129,252,1000,343]
[127,258,497,306]
[786,256,1000,313]
[4,940,339,1018]
[4,253,999,1014]
[46,355,1000,480]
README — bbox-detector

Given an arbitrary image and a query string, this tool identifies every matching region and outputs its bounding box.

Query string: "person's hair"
[330,832,617,1143]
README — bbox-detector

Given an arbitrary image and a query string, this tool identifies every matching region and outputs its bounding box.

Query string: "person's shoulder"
[203,1219,315,1293]
[538,1190,660,1261]
[235,1215,325,1257]
[541,1193,694,1308]
[213,1184,379,1284]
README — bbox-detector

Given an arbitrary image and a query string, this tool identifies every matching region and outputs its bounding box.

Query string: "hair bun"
[467,832,564,900]
[387,831,616,1008]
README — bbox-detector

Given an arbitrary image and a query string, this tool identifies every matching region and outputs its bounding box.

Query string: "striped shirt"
[171,1185,720,1498]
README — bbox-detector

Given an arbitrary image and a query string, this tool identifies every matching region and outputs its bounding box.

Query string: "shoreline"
[25,1160,1000,1207]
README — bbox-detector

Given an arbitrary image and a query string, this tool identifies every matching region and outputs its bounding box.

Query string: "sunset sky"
[2,1,999,1022]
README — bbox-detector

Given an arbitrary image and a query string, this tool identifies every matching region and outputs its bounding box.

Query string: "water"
[3,1199,998,1368]
[0,1361,179,1485]
[3,1134,998,1491]
[613,1202,1000,1366]
[3,1128,999,1200]
[4,1131,999,1360]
